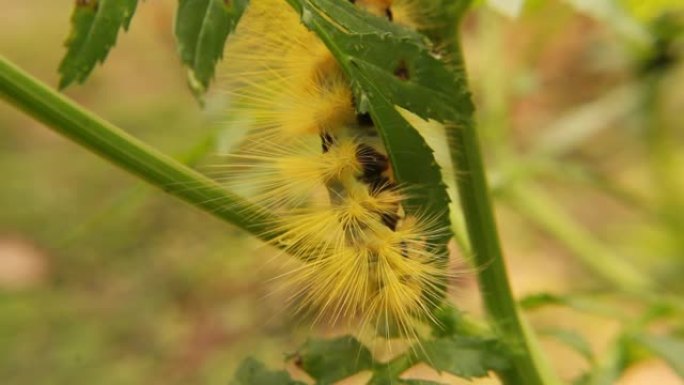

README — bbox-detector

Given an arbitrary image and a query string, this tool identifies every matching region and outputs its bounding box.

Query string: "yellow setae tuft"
[214,0,452,340]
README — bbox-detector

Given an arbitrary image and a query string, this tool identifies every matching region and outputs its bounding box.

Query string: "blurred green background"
[1,1,683,384]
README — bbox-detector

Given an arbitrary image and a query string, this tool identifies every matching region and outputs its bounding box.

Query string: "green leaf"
[636,334,684,377]
[430,305,489,339]
[572,372,591,385]
[620,0,684,22]
[540,328,594,363]
[293,336,374,384]
[304,11,474,125]
[519,292,625,318]
[59,0,139,89]
[582,336,630,385]
[285,0,467,263]
[413,336,510,379]
[398,380,446,385]
[371,379,445,385]
[232,358,305,385]
[175,0,249,96]
[519,292,564,309]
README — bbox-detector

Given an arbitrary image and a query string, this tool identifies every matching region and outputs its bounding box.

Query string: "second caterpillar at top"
[214,0,451,338]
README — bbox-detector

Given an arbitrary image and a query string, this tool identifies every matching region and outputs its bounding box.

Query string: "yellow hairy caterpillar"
[215,0,451,339]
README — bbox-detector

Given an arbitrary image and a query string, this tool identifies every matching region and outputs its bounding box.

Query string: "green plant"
[1,1,683,384]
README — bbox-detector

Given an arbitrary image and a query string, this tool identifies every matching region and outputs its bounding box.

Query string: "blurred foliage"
[620,0,684,22]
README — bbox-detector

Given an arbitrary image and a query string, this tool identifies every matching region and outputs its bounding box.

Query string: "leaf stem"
[0,55,277,241]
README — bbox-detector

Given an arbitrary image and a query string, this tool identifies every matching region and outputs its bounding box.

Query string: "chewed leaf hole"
[394,60,410,80]
[385,8,394,21]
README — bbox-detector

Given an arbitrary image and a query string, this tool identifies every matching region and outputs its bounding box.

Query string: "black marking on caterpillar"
[381,211,400,231]
[356,112,374,127]
[399,241,409,259]
[356,144,402,231]
[356,143,389,180]
[320,132,335,153]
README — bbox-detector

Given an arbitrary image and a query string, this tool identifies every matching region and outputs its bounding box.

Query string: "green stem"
[641,76,684,256]
[436,30,561,385]
[448,116,558,385]
[0,55,277,241]
[369,353,414,384]
[59,132,219,246]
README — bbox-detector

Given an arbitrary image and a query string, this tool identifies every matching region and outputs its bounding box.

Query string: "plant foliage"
[233,332,511,384]
[1,0,674,385]
[175,0,249,96]
[232,358,305,385]
[59,0,138,88]
[284,0,477,258]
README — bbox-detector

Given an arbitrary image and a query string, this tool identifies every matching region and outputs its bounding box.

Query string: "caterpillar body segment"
[215,0,453,338]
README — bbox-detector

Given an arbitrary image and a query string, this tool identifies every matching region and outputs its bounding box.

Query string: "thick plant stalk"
[448,115,560,385]
[0,55,277,241]
[431,25,562,385]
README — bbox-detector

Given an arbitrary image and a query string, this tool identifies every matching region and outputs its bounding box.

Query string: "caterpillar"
[214,0,451,339]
